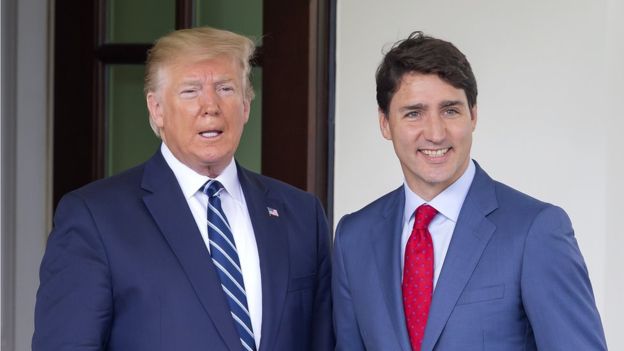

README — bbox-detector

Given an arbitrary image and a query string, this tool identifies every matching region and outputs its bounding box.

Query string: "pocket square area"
[457,284,505,305]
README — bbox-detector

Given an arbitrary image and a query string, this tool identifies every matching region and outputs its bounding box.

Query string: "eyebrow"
[398,100,466,114]
[178,80,203,87]
[439,100,465,108]
[191,78,236,85]
[398,103,426,113]
[213,78,235,85]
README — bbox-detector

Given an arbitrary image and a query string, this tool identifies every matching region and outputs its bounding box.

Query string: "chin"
[422,172,455,186]
[419,165,449,178]
[199,151,233,164]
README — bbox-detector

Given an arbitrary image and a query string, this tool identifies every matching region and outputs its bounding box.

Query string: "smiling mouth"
[200,130,222,138]
[421,148,450,157]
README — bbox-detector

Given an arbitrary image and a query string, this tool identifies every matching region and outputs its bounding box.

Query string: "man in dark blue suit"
[332,32,607,350]
[33,26,333,351]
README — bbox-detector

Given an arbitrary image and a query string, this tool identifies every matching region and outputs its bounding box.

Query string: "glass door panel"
[236,67,262,172]
[107,0,175,43]
[106,65,160,176]
[194,0,262,38]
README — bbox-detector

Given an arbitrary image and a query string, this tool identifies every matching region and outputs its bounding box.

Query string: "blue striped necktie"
[203,180,256,351]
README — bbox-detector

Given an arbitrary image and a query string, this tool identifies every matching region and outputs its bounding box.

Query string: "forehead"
[159,55,243,85]
[392,72,468,105]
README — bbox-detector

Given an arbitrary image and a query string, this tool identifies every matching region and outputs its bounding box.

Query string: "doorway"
[53,0,333,209]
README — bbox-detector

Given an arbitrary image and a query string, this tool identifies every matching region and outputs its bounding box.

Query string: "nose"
[423,115,446,143]
[200,89,220,116]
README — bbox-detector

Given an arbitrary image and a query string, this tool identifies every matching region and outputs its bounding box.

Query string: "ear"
[242,97,251,124]
[147,92,165,129]
[470,104,478,131]
[379,108,392,140]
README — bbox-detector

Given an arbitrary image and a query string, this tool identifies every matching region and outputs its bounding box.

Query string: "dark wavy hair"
[376,31,477,115]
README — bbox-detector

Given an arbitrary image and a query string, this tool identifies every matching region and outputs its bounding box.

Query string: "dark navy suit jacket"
[332,162,607,351]
[33,150,333,351]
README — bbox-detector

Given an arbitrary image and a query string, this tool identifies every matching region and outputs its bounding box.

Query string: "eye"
[180,88,199,98]
[443,108,460,117]
[217,84,235,95]
[404,110,422,119]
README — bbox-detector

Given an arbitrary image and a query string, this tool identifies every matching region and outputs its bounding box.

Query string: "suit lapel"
[237,166,288,351]
[421,164,498,351]
[371,187,413,351]
[141,152,240,351]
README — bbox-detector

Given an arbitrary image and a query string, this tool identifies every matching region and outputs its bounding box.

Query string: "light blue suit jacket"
[332,162,607,351]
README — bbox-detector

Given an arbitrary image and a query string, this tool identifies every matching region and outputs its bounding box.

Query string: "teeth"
[201,131,220,138]
[421,148,449,157]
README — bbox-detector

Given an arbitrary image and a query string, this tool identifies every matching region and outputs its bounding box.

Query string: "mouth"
[199,130,223,139]
[420,147,450,158]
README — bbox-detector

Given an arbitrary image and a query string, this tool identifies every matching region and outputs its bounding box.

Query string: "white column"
[11,0,51,349]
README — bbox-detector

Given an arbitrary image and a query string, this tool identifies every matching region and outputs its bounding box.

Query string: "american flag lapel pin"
[267,207,279,217]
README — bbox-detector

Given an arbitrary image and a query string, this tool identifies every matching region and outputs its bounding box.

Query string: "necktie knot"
[203,180,224,198]
[414,204,438,229]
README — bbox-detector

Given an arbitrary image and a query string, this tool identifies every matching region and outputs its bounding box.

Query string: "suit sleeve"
[332,216,366,351]
[33,193,113,351]
[310,197,336,351]
[521,205,607,350]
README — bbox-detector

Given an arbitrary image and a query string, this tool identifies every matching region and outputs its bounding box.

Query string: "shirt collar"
[160,143,243,202]
[403,160,476,223]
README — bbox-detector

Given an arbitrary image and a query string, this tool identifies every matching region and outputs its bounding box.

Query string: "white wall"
[605,0,624,345]
[335,0,623,349]
[1,1,4,343]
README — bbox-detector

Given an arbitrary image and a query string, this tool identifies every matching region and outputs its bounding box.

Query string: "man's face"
[147,56,250,177]
[379,73,477,200]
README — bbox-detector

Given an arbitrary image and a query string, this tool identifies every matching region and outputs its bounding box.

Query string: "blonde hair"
[145,27,256,136]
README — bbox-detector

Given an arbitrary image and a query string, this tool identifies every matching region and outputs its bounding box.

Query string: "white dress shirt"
[161,143,262,349]
[400,160,476,288]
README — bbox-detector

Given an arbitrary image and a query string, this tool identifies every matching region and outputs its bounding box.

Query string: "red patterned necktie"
[402,204,438,351]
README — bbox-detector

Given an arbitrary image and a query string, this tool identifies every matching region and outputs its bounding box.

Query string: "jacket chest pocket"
[457,284,505,305]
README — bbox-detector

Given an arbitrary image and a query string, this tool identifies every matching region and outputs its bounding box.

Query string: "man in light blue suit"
[33,27,333,351]
[332,31,607,351]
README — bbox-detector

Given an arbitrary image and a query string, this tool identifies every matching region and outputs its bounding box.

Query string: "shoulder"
[475,168,571,233]
[49,163,150,246]
[471,162,555,216]
[346,187,401,218]
[239,166,319,205]
[494,181,549,210]
[237,166,328,229]
[494,180,564,217]
[498,180,571,232]
[71,163,146,200]
[238,167,330,244]
[56,163,148,216]
[336,187,402,236]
